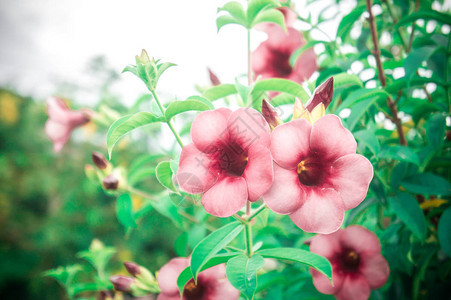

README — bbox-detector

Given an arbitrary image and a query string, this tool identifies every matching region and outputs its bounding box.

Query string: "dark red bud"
[109,275,134,293]
[305,77,334,112]
[103,174,119,190]
[92,152,108,170]
[124,261,141,277]
[98,290,114,300]
[261,99,281,129]
[208,68,221,86]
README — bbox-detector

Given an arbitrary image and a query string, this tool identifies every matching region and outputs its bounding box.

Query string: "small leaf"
[379,146,420,166]
[115,194,137,230]
[177,253,240,296]
[290,41,328,66]
[219,2,247,23]
[333,73,363,89]
[191,222,243,281]
[354,130,380,156]
[107,112,163,159]
[216,15,242,31]
[404,46,441,82]
[256,248,332,279]
[345,96,379,131]
[251,9,286,30]
[438,207,451,257]
[252,78,310,101]
[226,254,265,300]
[396,10,451,27]
[247,0,280,25]
[165,99,213,120]
[401,173,451,196]
[155,161,178,193]
[426,113,446,149]
[389,192,427,240]
[202,84,238,101]
[337,5,366,39]
[339,88,389,110]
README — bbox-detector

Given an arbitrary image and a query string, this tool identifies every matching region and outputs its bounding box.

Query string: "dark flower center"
[339,250,360,272]
[296,156,327,186]
[217,142,248,177]
[183,279,206,300]
[270,49,293,77]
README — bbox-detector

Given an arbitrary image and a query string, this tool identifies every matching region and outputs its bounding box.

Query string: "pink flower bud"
[305,77,334,112]
[261,99,282,129]
[207,68,221,86]
[103,174,119,190]
[91,152,108,170]
[124,261,140,277]
[109,275,134,293]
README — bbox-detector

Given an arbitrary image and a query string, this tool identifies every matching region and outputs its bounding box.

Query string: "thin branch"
[407,0,420,53]
[366,0,407,146]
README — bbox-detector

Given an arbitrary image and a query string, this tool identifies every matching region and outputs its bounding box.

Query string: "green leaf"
[269,93,296,107]
[438,207,451,257]
[155,161,178,193]
[426,114,446,149]
[115,194,137,230]
[251,9,286,30]
[379,146,420,166]
[252,78,310,101]
[337,5,366,39]
[247,0,280,26]
[389,192,427,240]
[290,41,328,66]
[177,253,240,296]
[256,248,332,279]
[226,254,265,300]
[333,73,363,89]
[219,2,246,23]
[339,88,389,110]
[404,46,441,81]
[354,130,380,156]
[401,173,451,196]
[107,112,163,159]
[396,10,451,27]
[165,99,213,120]
[202,84,237,101]
[77,245,117,273]
[191,222,243,281]
[345,96,379,131]
[217,15,243,31]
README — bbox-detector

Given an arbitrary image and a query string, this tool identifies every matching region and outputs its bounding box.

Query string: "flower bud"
[98,290,114,300]
[110,275,134,293]
[92,152,108,170]
[136,49,151,65]
[208,68,221,86]
[103,174,119,190]
[124,262,140,277]
[305,77,334,112]
[261,99,283,130]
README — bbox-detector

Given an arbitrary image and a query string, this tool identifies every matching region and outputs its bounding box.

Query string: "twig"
[366,0,407,146]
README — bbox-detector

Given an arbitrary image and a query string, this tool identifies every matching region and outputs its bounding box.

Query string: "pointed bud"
[110,275,134,293]
[103,174,119,190]
[293,98,306,120]
[92,152,108,170]
[305,77,334,112]
[208,68,221,86]
[98,290,114,300]
[124,262,141,277]
[136,49,150,64]
[262,99,282,129]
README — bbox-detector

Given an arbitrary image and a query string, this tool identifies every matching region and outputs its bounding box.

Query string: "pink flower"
[262,115,373,234]
[176,108,273,217]
[45,96,92,152]
[309,226,390,300]
[252,23,316,84]
[157,258,239,300]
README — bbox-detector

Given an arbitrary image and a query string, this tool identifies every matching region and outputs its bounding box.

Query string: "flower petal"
[335,274,371,300]
[329,154,373,210]
[310,268,344,295]
[270,119,312,169]
[360,253,390,289]
[227,107,270,150]
[243,144,274,202]
[309,230,342,259]
[289,188,344,234]
[292,47,317,82]
[176,144,218,194]
[339,225,381,255]
[157,258,189,297]
[191,108,232,153]
[202,176,248,217]
[310,115,357,162]
[199,264,240,299]
[263,163,304,214]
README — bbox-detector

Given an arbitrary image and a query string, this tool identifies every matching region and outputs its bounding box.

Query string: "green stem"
[150,89,184,148]
[245,222,253,257]
[248,204,267,221]
[247,29,252,86]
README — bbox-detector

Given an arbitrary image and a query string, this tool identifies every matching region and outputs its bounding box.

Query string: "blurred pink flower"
[176,108,273,217]
[157,257,239,300]
[309,226,390,300]
[263,115,373,234]
[45,96,92,153]
[252,23,316,85]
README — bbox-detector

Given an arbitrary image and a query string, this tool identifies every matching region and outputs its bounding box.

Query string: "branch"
[366,0,407,146]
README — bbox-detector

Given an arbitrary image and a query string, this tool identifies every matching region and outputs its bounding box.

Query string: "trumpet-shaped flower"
[157,258,239,300]
[309,226,390,300]
[176,108,273,217]
[262,114,373,234]
[45,96,92,152]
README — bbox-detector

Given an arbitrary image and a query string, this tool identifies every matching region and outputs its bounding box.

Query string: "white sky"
[0,0,351,106]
